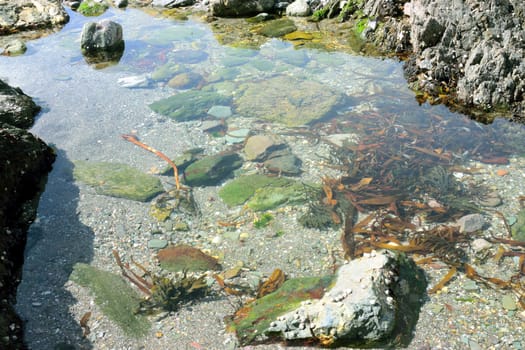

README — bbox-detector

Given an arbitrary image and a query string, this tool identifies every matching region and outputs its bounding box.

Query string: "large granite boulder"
[0,80,56,349]
[0,0,69,34]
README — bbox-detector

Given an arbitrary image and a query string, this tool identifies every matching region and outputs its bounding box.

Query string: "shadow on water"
[17,150,94,349]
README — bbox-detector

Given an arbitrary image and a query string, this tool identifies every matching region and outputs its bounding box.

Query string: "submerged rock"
[149,90,232,121]
[244,134,286,161]
[235,75,344,126]
[183,152,242,186]
[73,161,164,202]
[219,174,289,206]
[157,245,221,272]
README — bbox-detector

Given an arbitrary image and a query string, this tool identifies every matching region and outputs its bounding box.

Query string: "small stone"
[471,238,491,253]
[463,280,478,291]
[118,75,150,88]
[207,105,232,118]
[239,232,250,241]
[502,294,517,311]
[147,239,168,250]
[456,214,484,233]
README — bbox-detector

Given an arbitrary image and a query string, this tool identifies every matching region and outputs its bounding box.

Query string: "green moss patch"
[149,90,232,121]
[73,161,164,202]
[78,0,109,16]
[70,263,151,337]
[228,275,334,345]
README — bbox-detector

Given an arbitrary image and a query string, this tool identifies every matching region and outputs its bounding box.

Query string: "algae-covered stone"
[184,152,242,186]
[511,208,525,242]
[157,245,221,272]
[246,179,308,211]
[73,161,164,202]
[219,174,288,206]
[227,275,335,344]
[78,0,109,16]
[150,63,183,81]
[235,76,344,126]
[70,263,150,337]
[149,90,232,121]
[257,18,297,37]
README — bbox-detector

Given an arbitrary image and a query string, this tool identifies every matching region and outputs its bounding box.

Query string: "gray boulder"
[210,0,276,17]
[286,0,311,17]
[80,20,124,52]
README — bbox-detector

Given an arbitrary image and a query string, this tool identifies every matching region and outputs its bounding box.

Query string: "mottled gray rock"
[404,0,525,115]
[244,134,286,161]
[210,0,276,17]
[0,0,69,34]
[265,251,426,346]
[286,0,311,17]
[264,154,302,175]
[80,20,124,53]
[2,39,26,56]
[456,213,485,233]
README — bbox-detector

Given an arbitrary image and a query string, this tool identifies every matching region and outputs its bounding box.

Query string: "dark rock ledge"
[0,80,56,349]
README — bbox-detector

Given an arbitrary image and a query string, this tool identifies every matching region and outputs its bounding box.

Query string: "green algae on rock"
[73,161,164,202]
[183,152,242,186]
[246,179,310,211]
[257,18,297,38]
[219,174,282,206]
[235,75,345,126]
[77,0,109,17]
[70,263,151,337]
[227,275,334,345]
[511,208,525,242]
[149,90,232,121]
[157,245,221,272]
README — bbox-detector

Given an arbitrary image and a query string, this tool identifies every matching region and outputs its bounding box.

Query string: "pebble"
[147,239,168,250]
[501,294,518,311]
[456,213,485,233]
[208,105,232,118]
[117,75,150,88]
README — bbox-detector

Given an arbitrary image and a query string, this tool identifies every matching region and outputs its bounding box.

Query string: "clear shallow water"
[3,6,525,349]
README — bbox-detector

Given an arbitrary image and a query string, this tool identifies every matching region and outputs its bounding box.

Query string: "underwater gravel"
[18,122,525,350]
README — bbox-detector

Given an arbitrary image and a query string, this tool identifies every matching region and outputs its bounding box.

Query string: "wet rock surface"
[0,0,68,35]
[0,79,55,349]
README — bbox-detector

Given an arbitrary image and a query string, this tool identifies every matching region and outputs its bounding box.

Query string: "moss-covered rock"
[219,174,283,206]
[73,161,164,202]
[257,18,297,37]
[183,152,242,186]
[235,75,345,126]
[149,90,232,121]
[78,0,109,17]
[246,179,309,211]
[70,263,151,337]
[227,275,335,344]
[511,208,525,242]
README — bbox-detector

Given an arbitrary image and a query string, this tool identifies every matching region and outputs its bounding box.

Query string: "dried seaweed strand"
[121,134,181,190]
